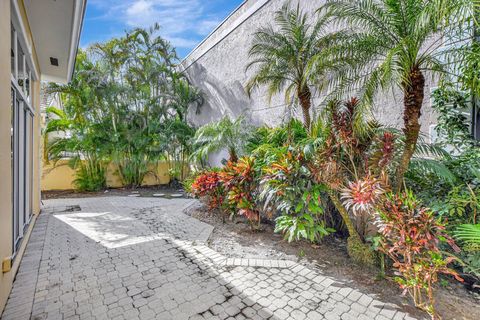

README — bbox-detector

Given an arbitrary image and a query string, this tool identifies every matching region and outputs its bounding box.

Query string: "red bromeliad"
[379,132,395,169]
[341,175,385,215]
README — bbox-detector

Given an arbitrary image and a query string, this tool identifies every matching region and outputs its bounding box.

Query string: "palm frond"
[454,224,480,247]
[408,157,456,184]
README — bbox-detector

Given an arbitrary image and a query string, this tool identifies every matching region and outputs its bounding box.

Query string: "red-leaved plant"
[219,156,260,224]
[190,171,224,210]
[374,190,461,318]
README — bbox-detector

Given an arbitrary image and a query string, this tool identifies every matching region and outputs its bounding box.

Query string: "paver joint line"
[1,197,422,320]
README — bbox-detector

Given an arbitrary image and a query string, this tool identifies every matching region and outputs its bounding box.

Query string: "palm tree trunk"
[298,87,312,130]
[327,189,360,239]
[229,147,238,163]
[395,68,425,192]
[327,189,376,266]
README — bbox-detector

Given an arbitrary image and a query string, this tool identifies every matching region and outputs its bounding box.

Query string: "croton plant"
[191,171,224,210]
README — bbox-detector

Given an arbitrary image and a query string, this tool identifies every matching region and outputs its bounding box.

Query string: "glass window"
[17,41,24,89]
[12,89,21,252]
[10,25,15,77]
[10,12,35,257]
[26,67,31,100]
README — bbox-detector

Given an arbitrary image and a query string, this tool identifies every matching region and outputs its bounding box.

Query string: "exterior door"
[11,85,33,256]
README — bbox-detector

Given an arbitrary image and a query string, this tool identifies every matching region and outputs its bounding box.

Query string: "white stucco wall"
[182,0,438,140]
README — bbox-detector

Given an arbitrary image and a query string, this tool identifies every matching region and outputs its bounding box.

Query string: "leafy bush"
[261,150,334,242]
[190,171,224,210]
[275,214,332,243]
[219,157,260,223]
[191,116,253,164]
[454,221,480,277]
[375,191,461,317]
[73,160,106,192]
[246,119,308,154]
[431,86,472,152]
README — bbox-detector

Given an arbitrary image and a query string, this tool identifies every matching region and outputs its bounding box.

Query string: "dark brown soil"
[185,201,480,320]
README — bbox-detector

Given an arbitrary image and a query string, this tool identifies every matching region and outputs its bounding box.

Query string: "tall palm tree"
[246,2,331,130]
[317,0,475,190]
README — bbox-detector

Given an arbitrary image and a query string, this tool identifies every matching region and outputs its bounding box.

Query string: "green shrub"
[261,149,334,243]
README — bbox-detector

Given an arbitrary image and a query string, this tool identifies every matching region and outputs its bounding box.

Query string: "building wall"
[0,0,42,313]
[41,161,172,191]
[182,0,438,137]
[0,0,13,312]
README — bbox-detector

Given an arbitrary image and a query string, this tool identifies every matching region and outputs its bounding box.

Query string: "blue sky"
[80,0,244,58]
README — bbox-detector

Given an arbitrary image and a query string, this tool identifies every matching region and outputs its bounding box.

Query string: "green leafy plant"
[317,0,475,189]
[191,116,253,163]
[274,205,332,243]
[261,150,334,243]
[246,119,308,154]
[431,86,473,152]
[454,224,480,251]
[72,158,106,192]
[375,191,462,318]
[459,40,480,97]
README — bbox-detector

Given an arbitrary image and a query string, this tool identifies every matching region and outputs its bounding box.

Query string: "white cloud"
[90,0,223,48]
[197,19,222,35]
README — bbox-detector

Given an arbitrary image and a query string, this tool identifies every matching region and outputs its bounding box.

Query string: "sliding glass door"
[11,86,34,256]
[11,21,34,257]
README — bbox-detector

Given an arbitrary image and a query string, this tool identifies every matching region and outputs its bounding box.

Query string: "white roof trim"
[11,0,39,81]
[67,0,87,82]
[181,0,271,71]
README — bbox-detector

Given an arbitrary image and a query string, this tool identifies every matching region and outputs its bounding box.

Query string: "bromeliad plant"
[261,149,334,243]
[308,97,382,265]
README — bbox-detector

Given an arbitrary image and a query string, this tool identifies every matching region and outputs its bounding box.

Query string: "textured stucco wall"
[0,1,42,314]
[182,0,438,139]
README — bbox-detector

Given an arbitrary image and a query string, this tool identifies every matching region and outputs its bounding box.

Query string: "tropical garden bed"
[43,1,480,319]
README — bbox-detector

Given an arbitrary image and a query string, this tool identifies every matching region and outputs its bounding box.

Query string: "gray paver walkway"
[1,197,423,320]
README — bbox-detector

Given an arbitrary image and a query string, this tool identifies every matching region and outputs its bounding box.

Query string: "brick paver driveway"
[2,197,422,320]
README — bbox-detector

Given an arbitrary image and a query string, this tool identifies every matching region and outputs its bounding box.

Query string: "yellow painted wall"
[42,160,172,191]
[0,0,42,314]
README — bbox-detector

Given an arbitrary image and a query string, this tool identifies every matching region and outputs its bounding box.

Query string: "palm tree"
[317,0,475,190]
[168,73,203,123]
[246,2,331,130]
[191,116,252,163]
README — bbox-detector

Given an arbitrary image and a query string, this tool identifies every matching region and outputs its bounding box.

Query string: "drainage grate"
[62,205,81,212]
